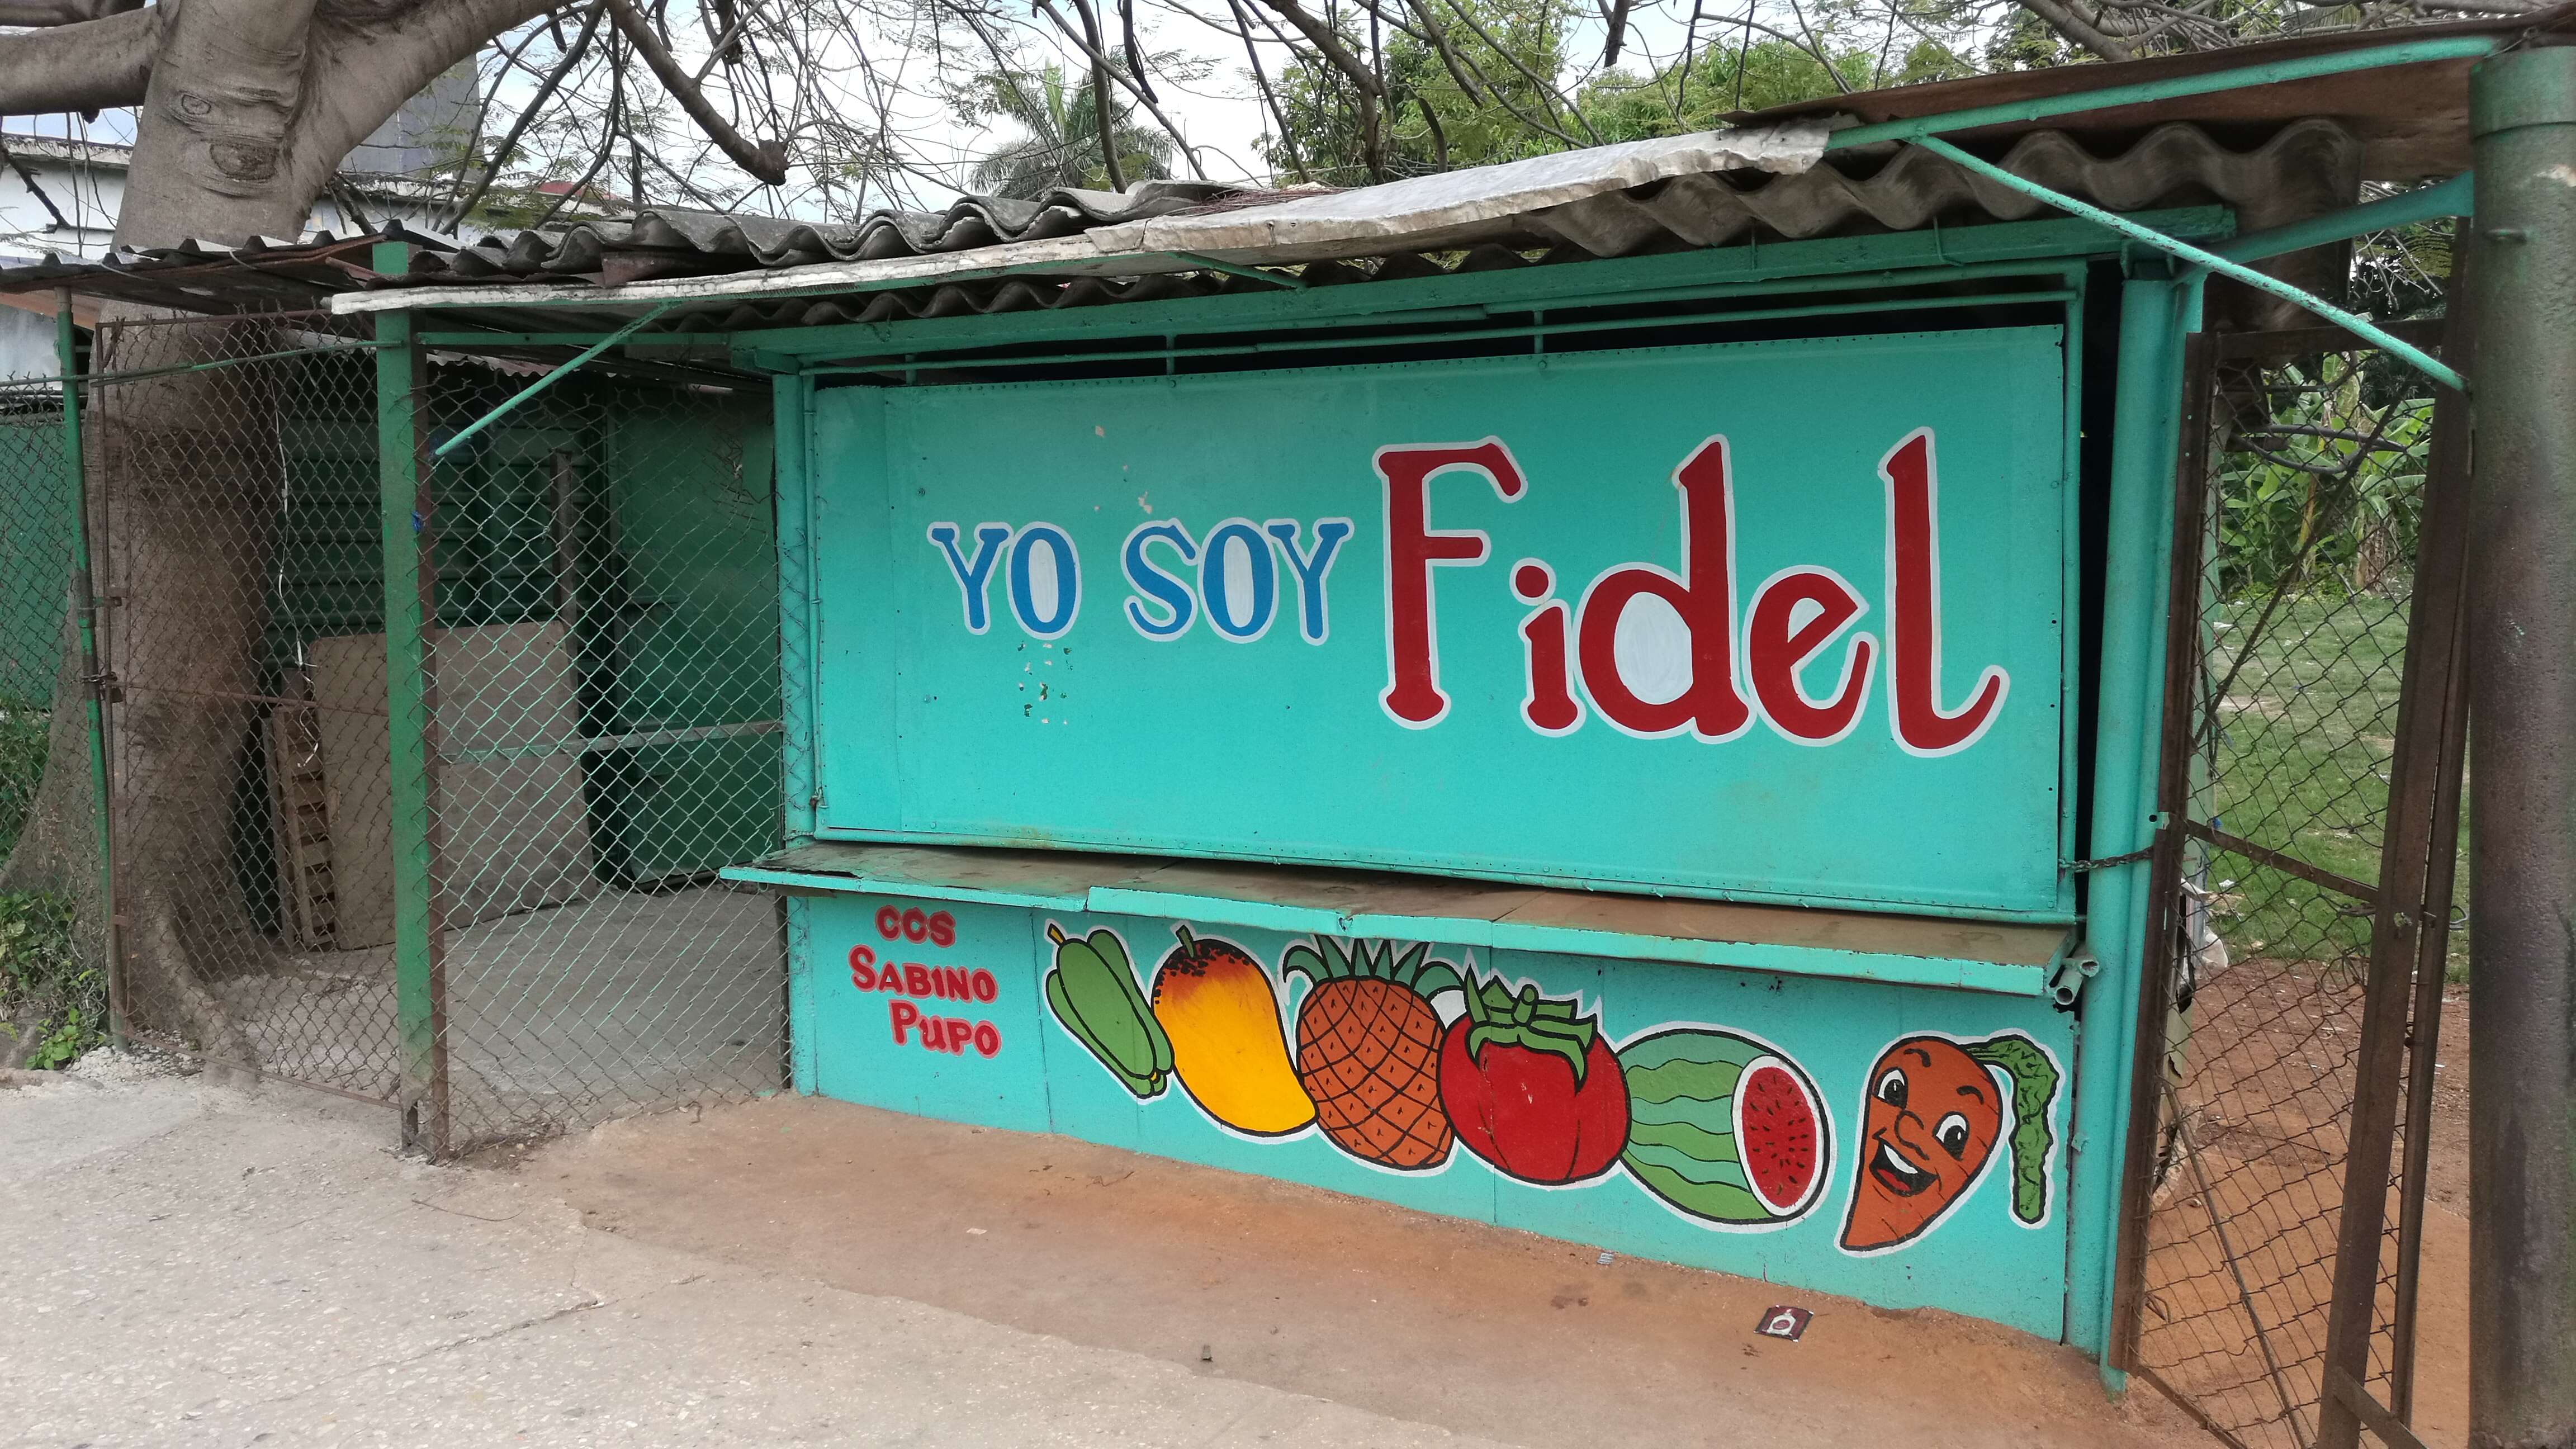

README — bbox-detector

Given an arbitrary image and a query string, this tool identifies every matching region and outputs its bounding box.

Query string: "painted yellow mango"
[1150,925,1315,1137]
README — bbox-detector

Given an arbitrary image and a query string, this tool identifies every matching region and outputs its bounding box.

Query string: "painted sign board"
[809,327,2072,918]
[795,892,2076,1338]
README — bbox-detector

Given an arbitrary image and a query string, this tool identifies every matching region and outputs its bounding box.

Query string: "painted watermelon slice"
[1618,1027,1834,1229]
[1734,1058,1827,1218]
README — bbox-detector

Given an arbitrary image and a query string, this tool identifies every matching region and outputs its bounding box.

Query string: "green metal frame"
[373,242,446,1155]
[2212,173,2474,263]
[432,300,679,459]
[2067,267,2204,1376]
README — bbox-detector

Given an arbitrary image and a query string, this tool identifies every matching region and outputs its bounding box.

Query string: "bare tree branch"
[603,0,788,182]
[0,0,137,26]
[0,6,154,116]
[1249,0,1386,98]
[1601,0,1634,65]
[1392,0,1488,105]
[1117,0,1156,102]
[2011,0,2139,59]
[1224,0,1308,179]
[441,0,609,228]
[1032,0,1211,179]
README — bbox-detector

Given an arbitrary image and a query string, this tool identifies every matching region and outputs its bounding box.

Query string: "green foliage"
[2214,356,2430,602]
[0,694,44,859]
[959,64,1175,197]
[0,891,98,1070]
[1258,7,1975,187]
[1259,0,1576,184]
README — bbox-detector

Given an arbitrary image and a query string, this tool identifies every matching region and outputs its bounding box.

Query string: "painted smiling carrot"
[1838,1033,2061,1254]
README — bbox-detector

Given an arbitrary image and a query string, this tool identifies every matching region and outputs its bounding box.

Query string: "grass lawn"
[2199,589,2469,978]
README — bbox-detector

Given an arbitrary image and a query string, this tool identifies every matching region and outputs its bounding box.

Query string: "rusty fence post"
[2314,250,2477,1449]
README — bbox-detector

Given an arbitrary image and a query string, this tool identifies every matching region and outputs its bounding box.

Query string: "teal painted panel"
[792,892,2077,1338]
[804,894,1053,1134]
[809,328,2068,917]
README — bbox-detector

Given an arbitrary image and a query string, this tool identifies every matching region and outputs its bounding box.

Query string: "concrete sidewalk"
[2,1059,2205,1449]
[1,1064,1489,1448]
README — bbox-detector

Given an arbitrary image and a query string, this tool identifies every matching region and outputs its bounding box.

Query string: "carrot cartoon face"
[1839,1032,2062,1254]
[1840,1038,2002,1252]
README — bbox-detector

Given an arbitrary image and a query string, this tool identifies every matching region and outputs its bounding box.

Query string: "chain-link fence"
[0,309,787,1149]
[2127,324,2466,1448]
[0,354,106,1073]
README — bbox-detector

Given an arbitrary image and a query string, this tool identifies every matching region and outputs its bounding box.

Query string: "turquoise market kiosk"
[324,25,2516,1375]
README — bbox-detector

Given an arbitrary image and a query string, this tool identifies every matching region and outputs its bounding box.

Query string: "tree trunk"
[2,89,315,1071]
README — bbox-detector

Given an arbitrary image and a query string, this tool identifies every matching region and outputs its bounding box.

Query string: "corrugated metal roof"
[603,119,2357,336]
[0,106,2368,338]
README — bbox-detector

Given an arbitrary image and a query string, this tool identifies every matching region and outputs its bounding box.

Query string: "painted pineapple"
[1282,937,1463,1171]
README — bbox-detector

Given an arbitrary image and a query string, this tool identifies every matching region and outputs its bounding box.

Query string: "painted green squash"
[1620,1028,1831,1228]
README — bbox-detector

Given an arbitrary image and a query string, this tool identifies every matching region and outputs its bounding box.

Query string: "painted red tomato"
[1438,974,1629,1185]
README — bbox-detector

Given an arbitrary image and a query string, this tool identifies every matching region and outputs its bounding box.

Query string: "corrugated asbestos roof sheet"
[0,115,2362,337]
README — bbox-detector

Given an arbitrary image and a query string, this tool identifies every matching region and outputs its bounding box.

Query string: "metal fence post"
[2466,44,2576,1449]
[2313,261,2476,1449]
[375,245,449,1158]
[53,291,119,1045]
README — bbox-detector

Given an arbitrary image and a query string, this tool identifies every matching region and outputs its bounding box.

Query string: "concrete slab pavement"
[0,1064,1490,1449]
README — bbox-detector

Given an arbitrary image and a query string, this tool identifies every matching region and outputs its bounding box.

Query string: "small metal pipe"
[2465,44,2576,1449]
[1911,136,2466,391]
[432,300,677,459]
[53,290,119,1046]
[2209,174,2475,264]
[1826,35,2502,151]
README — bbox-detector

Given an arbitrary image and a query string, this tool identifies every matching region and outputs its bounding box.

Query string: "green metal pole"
[2464,45,2576,1449]
[53,292,118,1046]
[1912,136,2465,392]
[2208,173,2475,264]
[375,242,448,1158]
[2070,270,2199,1379]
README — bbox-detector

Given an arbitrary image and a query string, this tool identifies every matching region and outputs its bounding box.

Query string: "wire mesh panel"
[2129,334,2463,1448]
[0,361,106,1072]
[45,312,786,1146]
[88,315,403,1094]
[414,368,786,1147]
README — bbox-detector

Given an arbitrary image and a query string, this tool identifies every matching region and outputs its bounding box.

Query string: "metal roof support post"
[2464,44,2576,1449]
[1910,136,2466,392]
[54,293,120,1047]
[376,242,450,1160]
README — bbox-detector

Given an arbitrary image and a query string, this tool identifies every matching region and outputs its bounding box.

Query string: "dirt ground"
[515,1091,2210,1449]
